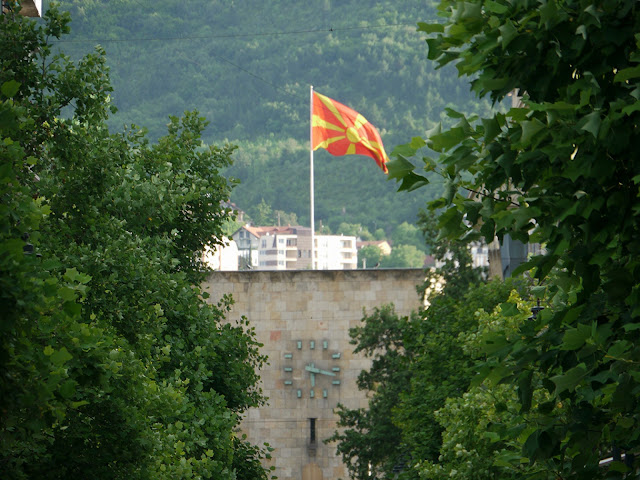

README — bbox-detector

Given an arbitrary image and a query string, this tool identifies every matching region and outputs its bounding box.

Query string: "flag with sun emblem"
[312,91,389,173]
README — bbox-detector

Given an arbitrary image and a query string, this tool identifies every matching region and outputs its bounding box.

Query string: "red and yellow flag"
[312,91,389,173]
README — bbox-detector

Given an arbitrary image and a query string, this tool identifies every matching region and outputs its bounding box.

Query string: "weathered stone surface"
[203,269,424,480]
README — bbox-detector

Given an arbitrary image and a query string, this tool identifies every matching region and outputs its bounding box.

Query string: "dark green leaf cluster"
[390,0,640,477]
[1,5,270,479]
[328,213,523,479]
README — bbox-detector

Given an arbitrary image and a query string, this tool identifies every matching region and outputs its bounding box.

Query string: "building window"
[261,240,266,248]
[309,418,316,445]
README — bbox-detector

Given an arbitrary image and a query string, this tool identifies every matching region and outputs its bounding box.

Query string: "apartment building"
[314,235,357,270]
[231,225,356,270]
[232,225,312,270]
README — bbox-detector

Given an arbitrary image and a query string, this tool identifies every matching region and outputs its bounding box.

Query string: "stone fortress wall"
[203,269,425,480]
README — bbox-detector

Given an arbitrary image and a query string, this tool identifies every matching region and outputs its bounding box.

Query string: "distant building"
[314,235,357,270]
[487,236,542,279]
[2,0,41,16]
[232,225,313,270]
[231,225,356,270]
[202,238,239,271]
[232,225,263,269]
[470,243,489,269]
[257,226,312,270]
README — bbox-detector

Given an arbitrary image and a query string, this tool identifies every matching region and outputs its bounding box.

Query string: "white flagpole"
[310,85,315,270]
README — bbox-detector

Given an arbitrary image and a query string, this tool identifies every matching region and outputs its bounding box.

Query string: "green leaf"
[391,142,419,159]
[519,118,545,145]
[621,101,640,116]
[614,65,640,83]
[484,0,508,14]
[409,136,427,150]
[437,207,464,238]
[417,22,445,34]
[59,379,77,399]
[386,155,416,181]
[397,172,430,192]
[499,20,517,48]
[551,363,587,395]
[560,324,592,350]
[576,25,587,40]
[1,80,20,98]
[50,347,73,366]
[444,107,466,119]
[500,302,520,316]
[64,267,91,284]
[517,370,534,412]
[606,340,630,358]
[427,126,467,152]
[58,287,78,302]
[486,364,512,385]
[481,117,501,144]
[579,111,601,137]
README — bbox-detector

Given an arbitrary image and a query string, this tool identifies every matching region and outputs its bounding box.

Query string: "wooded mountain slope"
[53,0,489,232]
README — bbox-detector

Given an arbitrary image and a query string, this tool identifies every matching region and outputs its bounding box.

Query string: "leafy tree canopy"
[328,211,520,479]
[388,0,640,477]
[391,221,426,253]
[1,5,270,479]
[358,245,383,269]
[379,244,424,268]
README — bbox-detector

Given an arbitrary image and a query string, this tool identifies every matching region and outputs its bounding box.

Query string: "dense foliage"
[327,212,527,479]
[1,5,270,479]
[418,290,541,480]
[48,0,498,234]
[387,0,640,477]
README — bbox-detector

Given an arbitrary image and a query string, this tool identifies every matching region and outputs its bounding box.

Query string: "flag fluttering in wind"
[312,91,389,173]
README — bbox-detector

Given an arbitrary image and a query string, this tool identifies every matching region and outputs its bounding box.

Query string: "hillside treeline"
[53,0,491,232]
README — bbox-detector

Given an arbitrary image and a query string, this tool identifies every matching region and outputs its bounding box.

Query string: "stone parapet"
[203,269,425,480]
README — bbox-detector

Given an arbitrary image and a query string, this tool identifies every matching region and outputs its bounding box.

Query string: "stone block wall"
[203,269,425,480]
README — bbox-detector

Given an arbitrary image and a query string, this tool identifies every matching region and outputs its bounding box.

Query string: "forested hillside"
[52,0,490,232]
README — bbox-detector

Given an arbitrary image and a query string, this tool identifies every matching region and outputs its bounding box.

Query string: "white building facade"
[231,225,356,270]
[314,235,357,270]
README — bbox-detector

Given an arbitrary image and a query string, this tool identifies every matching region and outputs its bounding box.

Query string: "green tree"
[328,213,513,479]
[389,0,640,476]
[358,244,383,269]
[379,244,424,268]
[418,290,539,480]
[273,209,298,226]
[1,5,270,479]
[336,222,374,240]
[328,305,419,480]
[373,228,386,240]
[247,199,274,225]
[391,221,426,253]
